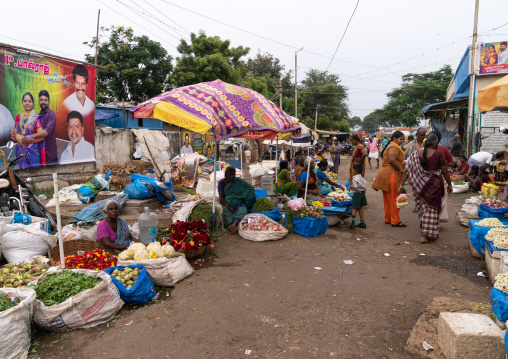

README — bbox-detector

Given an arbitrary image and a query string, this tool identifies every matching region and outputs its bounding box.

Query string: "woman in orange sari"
[372,131,406,227]
[349,134,367,183]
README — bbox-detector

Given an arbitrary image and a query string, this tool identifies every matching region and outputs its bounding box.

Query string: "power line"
[144,0,191,35]
[0,35,86,61]
[97,0,178,49]
[325,0,360,72]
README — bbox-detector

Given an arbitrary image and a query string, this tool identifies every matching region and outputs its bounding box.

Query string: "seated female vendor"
[96,199,139,250]
[218,166,256,234]
[315,160,346,196]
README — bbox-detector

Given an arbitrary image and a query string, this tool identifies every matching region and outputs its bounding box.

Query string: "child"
[349,163,367,229]
[464,165,480,191]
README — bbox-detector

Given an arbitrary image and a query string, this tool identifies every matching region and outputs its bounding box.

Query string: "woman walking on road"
[399,133,452,243]
[372,131,406,227]
[349,134,367,184]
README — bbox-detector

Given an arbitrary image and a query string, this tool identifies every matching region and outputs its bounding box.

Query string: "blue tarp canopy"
[422,98,468,114]
[95,110,120,121]
[453,48,470,100]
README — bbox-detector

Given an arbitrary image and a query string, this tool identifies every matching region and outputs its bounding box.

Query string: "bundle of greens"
[253,197,275,213]
[34,270,102,306]
[187,203,214,232]
[0,293,20,312]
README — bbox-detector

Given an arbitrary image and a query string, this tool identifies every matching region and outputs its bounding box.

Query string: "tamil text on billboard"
[0,44,96,169]
[479,41,508,75]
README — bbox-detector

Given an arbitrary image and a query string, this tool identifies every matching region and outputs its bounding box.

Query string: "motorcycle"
[0,143,57,230]
[340,142,354,155]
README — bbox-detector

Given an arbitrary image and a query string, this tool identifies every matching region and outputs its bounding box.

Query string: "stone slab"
[486,245,501,284]
[438,312,506,359]
[123,197,160,208]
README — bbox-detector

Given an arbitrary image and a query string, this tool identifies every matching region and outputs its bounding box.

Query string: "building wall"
[96,106,164,130]
[94,128,136,171]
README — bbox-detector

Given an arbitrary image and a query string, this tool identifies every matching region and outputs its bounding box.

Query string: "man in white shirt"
[60,111,95,164]
[63,64,95,116]
[245,147,252,165]
[468,151,494,169]
[180,137,193,154]
[0,103,14,146]
[499,42,508,73]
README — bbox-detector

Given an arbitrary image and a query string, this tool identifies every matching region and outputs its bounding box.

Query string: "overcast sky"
[2,0,508,120]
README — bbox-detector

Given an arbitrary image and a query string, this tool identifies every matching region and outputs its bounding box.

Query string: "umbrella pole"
[212,141,217,230]
[275,138,278,196]
[240,142,243,178]
[304,147,311,203]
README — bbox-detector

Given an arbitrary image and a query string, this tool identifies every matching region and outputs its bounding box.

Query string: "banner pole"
[53,173,65,269]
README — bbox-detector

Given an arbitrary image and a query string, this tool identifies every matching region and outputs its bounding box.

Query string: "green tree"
[382,65,454,127]
[172,31,249,87]
[245,51,293,96]
[299,69,349,131]
[362,109,385,132]
[349,116,362,130]
[84,26,173,103]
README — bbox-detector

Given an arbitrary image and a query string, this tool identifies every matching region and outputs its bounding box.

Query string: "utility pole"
[295,47,304,119]
[466,0,479,156]
[314,105,319,132]
[279,78,282,109]
[95,9,100,66]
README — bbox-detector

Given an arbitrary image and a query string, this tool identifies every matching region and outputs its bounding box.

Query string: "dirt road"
[32,158,490,359]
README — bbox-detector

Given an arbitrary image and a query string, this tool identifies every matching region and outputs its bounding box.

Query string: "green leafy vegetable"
[0,293,20,312]
[187,204,214,232]
[253,197,275,213]
[34,270,102,306]
[452,180,466,185]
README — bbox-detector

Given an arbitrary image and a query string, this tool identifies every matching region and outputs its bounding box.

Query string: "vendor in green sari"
[218,166,256,233]
[275,160,298,197]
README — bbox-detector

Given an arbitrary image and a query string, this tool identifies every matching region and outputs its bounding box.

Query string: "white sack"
[32,268,124,332]
[238,213,288,242]
[118,256,194,287]
[0,287,36,359]
[1,224,57,264]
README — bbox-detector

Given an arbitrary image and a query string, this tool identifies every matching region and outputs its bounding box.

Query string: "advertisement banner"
[479,41,508,75]
[0,45,95,169]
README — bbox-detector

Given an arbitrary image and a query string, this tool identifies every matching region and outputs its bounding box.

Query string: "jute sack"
[32,268,124,332]
[118,255,194,287]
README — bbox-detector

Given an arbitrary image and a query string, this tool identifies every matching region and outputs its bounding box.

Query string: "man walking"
[450,134,463,162]
[404,128,426,160]
[19,90,58,165]
[367,137,379,169]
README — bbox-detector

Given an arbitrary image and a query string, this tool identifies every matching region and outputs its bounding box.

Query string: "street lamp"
[295,47,304,119]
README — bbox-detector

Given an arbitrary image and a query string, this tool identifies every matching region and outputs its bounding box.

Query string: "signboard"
[479,41,508,75]
[480,130,507,153]
[481,111,508,128]
[0,45,96,168]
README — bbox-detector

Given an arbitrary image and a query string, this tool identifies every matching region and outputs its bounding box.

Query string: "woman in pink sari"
[12,92,46,169]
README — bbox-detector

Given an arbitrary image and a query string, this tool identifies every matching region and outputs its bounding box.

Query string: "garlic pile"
[485,228,508,242]
[494,274,508,294]
[475,218,505,227]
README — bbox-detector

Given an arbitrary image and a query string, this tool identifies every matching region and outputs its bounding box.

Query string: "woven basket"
[48,239,117,266]
[180,245,208,259]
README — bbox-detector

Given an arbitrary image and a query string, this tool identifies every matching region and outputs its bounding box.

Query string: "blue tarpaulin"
[95,110,120,121]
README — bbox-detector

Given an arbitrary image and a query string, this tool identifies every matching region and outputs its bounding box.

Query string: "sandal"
[420,236,437,244]
[392,222,407,228]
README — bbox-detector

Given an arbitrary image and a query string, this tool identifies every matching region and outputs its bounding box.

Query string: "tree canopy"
[172,31,250,87]
[84,26,173,104]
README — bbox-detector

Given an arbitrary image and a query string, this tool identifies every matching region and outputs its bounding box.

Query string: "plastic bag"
[118,256,193,287]
[0,287,36,359]
[239,214,288,242]
[452,183,469,193]
[105,265,156,305]
[129,243,146,251]
[161,244,176,258]
[118,250,132,261]
[147,242,161,252]
[0,224,57,264]
[134,249,150,261]
[32,268,124,332]
[491,287,508,322]
[292,216,329,238]
[481,183,499,198]
[149,248,164,259]
[478,203,508,220]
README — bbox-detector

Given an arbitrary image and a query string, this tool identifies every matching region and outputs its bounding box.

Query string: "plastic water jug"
[138,207,158,244]
[261,174,274,195]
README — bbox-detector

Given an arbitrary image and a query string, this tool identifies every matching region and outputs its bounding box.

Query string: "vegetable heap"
[187,203,214,232]
[483,198,508,209]
[0,293,20,312]
[452,180,466,185]
[242,217,284,232]
[485,228,508,242]
[253,197,275,212]
[292,205,324,219]
[327,191,350,201]
[35,270,102,306]
[169,220,211,252]
[494,273,508,294]
[58,249,117,270]
[110,267,140,291]
[118,242,178,261]
[0,260,48,288]
[475,218,505,228]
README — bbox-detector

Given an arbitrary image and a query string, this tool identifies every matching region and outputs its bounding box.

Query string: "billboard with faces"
[0,44,95,169]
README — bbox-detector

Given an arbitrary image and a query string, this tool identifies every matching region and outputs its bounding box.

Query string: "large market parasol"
[478,74,508,113]
[131,79,300,141]
[130,79,300,227]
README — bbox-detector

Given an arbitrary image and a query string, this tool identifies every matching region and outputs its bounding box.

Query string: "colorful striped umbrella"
[130,79,300,141]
